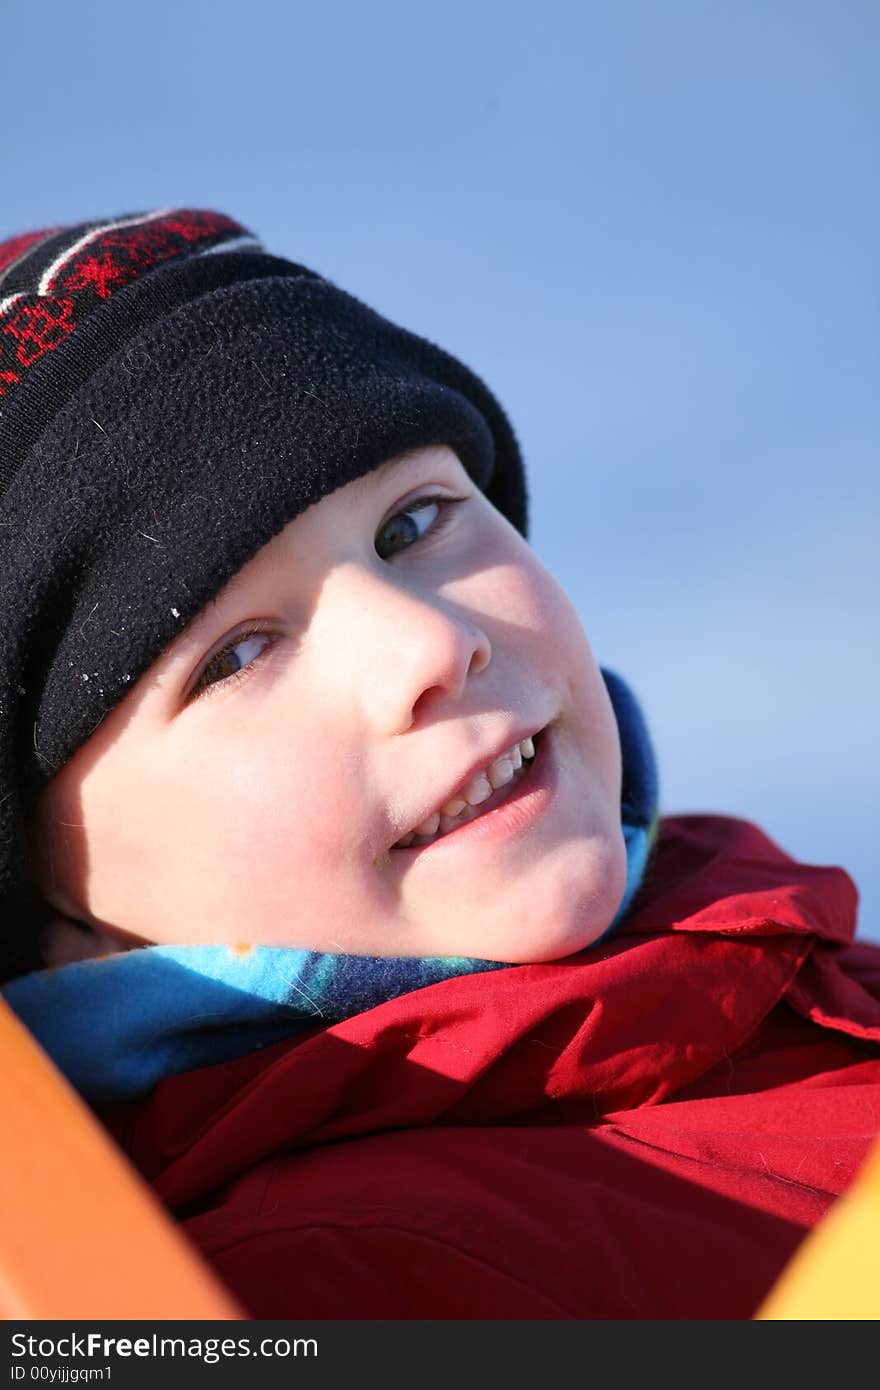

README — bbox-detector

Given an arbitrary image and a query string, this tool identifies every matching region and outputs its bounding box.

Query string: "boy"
[2,208,879,1319]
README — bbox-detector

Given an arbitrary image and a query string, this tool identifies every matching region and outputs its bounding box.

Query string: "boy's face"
[28,445,626,965]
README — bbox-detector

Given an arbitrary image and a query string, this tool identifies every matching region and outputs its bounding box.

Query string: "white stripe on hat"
[0,292,25,317]
[197,235,264,258]
[38,208,175,297]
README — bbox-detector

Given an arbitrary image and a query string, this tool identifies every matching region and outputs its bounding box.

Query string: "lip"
[390,723,557,860]
[399,722,550,843]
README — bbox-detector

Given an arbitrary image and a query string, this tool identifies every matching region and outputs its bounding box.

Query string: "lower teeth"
[395,747,537,850]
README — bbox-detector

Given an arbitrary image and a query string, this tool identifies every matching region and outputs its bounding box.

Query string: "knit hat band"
[0,209,315,497]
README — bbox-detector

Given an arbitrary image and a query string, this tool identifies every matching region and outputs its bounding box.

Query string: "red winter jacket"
[98,814,880,1319]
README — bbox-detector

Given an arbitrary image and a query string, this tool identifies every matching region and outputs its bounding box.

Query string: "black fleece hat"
[0,209,528,980]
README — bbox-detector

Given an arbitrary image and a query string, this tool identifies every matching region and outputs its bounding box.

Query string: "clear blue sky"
[4,0,878,937]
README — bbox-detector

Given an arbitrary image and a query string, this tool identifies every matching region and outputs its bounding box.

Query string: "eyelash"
[188,492,468,702]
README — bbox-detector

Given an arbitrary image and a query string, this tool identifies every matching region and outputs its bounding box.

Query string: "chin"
[489,835,628,965]
[494,922,613,965]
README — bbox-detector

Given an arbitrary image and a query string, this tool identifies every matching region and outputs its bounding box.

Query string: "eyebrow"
[352,448,428,492]
[178,568,256,642]
[206,564,261,615]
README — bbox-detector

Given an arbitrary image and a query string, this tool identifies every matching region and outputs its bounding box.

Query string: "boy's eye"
[190,627,273,700]
[374,494,465,561]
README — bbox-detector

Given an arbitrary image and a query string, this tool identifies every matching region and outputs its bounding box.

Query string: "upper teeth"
[400,735,537,845]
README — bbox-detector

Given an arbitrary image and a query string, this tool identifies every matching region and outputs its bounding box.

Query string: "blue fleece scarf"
[3,669,658,1104]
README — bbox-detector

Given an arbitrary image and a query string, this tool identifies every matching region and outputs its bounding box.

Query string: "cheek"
[178,732,358,911]
[481,541,621,799]
[480,538,599,683]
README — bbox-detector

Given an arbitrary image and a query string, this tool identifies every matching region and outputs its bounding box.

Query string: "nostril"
[468,634,492,678]
[410,686,441,727]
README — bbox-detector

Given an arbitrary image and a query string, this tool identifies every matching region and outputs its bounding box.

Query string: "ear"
[38,913,133,967]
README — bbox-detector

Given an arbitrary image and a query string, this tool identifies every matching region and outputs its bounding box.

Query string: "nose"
[324,565,492,735]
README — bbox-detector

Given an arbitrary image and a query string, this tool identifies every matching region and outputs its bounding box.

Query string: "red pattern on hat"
[2,298,76,367]
[0,209,252,405]
[46,210,243,298]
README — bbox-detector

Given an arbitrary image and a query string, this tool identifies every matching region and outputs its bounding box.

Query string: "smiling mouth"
[390,727,546,853]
